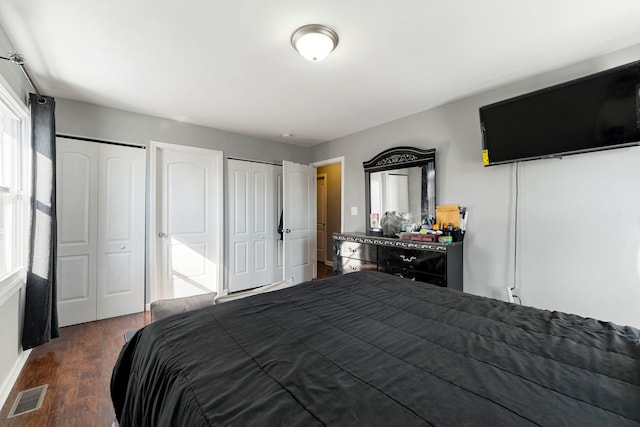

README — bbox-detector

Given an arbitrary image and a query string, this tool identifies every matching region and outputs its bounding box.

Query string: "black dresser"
[333,232,463,291]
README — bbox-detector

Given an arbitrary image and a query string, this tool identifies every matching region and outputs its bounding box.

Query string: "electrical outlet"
[350,206,358,215]
[506,287,514,303]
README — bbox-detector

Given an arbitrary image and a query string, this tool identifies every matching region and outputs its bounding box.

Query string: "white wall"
[0,291,28,409]
[311,43,640,328]
[0,29,28,104]
[0,23,30,410]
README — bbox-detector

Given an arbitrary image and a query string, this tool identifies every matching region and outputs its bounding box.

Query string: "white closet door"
[227,160,278,292]
[56,138,99,327]
[96,144,145,319]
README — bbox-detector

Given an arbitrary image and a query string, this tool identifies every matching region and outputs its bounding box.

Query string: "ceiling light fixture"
[291,24,339,61]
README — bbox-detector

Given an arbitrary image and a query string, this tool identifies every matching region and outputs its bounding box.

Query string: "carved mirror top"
[363,146,436,172]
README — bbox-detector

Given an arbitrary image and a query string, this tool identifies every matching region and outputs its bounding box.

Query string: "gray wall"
[311,43,640,329]
[56,98,310,164]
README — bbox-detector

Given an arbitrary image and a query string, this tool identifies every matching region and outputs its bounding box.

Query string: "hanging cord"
[0,51,46,103]
[511,161,522,305]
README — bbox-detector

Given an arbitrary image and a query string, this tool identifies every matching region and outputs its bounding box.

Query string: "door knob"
[285,229,291,233]
[158,232,167,238]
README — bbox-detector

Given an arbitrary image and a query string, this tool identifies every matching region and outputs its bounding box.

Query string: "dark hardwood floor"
[316,261,334,279]
[1,265,335,426]
[0,312,149,426]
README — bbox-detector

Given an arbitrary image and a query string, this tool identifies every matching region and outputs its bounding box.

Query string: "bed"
[111,270,640,426]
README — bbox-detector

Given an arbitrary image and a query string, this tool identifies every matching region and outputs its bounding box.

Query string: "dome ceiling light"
[291,24,339,61]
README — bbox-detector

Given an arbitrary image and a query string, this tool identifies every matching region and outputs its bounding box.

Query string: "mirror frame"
[363,146,436,236]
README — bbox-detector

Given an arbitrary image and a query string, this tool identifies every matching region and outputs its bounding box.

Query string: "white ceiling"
[2,1,640,146]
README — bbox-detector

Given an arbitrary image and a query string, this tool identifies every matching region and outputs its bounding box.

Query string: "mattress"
[111,270,640,426]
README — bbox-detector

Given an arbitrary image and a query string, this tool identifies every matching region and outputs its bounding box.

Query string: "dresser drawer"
[335,257,378,274]
[377,246,446,276]
[336,241,377,262]
[377,265,446,287]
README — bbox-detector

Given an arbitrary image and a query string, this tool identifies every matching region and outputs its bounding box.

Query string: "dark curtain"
[22,93,59,350]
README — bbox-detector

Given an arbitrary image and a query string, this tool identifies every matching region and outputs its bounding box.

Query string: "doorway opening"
[310,157,344,271]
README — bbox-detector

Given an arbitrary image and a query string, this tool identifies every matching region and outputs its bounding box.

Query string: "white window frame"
[0,78,30,306]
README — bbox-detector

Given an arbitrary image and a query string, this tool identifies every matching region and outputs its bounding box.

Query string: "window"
[0,82,29,287]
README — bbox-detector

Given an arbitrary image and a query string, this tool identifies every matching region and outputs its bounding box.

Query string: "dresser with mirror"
[333,146,464,291]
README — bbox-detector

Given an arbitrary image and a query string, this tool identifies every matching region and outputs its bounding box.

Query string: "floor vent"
[7,384,48,418]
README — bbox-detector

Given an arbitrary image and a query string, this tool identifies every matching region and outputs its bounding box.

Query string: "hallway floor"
[317,261,334,279]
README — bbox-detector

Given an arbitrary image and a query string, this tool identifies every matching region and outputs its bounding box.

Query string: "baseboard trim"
[0,348,31,411]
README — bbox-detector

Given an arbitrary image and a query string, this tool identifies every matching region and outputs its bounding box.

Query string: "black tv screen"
[480,60,640,166]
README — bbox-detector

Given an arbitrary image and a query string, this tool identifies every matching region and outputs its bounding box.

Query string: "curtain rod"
[0,51,45,102]
[56,133,146,149]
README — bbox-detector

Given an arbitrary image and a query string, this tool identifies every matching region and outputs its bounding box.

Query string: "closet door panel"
[253,239,267,272]
[103,252,133,294]
[275,169,284,279]
[104,157,133,241]
[228,162,251,292]
[227,161,277,292]
[250,164,273,285]
[57,256,90,300]
[97,144,145,320]
[233,242,249,275]
[56,138,98,327]
[253,170,267,234]
[57,255,94,326]
[58,153,92,245]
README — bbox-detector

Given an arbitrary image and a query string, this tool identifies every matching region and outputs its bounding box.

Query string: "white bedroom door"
[156,146,223,300]
[283,161,316,284]
[96,144,145,319]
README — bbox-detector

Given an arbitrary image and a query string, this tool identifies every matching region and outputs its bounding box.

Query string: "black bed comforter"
[111,271,640,426]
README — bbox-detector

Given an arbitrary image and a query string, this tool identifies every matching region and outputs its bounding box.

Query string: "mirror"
[363,147,436,237]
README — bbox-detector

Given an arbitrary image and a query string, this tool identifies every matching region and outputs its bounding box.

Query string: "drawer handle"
[350,248,357,253]
[400,255,416,263]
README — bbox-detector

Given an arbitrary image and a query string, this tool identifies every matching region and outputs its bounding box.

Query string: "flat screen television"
[480,60,640,166]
